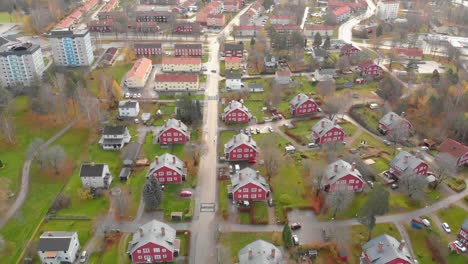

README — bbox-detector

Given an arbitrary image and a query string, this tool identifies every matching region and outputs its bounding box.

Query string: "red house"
[458,218,468,247]
[222,101,252,124]
[174,43,203,57]
[127,220,180,263]
[340,44,360,57]
[438,138,468,167]
[289,93,319,116]
[361,234,413,264]
[224,43,244,58]
[358,60,383,77]
[147,153,187,184]
[378,112,412,136]
[157,119,190,145]
[230,167,270,202]
[224,133,258,162]
[389,151,428,177]
[88,20,114,32]
[207,13,226,28]
[310,118,346,144]
[134,43,163,56]
[323,160,365,192]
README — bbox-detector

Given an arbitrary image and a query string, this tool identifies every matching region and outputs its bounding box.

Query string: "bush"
[279,194,292,205]
[49,194,71,212]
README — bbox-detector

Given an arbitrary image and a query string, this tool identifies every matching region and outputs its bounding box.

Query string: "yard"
[218,180,230,219]
[436,205,466,232]
[219,232,283,263]
[281,119,320,145]
[0,12,15,23]
[252,201,269,224]
[350,105,382,135]
[218,130,237,157]
[86,63,132,96]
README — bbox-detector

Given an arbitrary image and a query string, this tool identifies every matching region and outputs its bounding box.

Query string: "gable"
[226,108,248,116]
[234,181,266,193]
[160,127,185,137]
[231,143,256,153]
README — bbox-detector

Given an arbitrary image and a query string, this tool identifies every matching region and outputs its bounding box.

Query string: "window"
[251,194,257,199]
[167,177,172,182]
[155,255,161,260]
[251,188,257,192]
[138,256,142,259]
[162,249,166,252]
[159,172,164,176]
[349,179,354,184]
[243,188,248,192]
[243,194,249,198]
[155,248,160,252]
[143,248,150,253]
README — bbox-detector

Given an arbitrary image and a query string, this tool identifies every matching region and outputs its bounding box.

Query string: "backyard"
[219,232,283,263]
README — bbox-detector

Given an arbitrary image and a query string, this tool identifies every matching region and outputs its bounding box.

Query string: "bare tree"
[304,159,326,196]
[317,80,336,97]
[398,171,427,199]
[321,95,341,120]
[358,185,390,240]
[45,145,66,174]
[336,56,351,72]
[432,153,457,189]
[184,141,207,166]
[0,114,15,144]
[386,121,410,154]
[27,138,45,160]
[259,134,282,181]
[325,190,354,218]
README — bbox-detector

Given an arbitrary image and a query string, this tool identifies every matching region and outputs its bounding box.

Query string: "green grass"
[87,63,132,96]
[239,211,250,224]
[39,220,94,247]
[252,201,268,224]
[318,192,367,221]
[218,130,237,157]
[436,205,467,232]
[351,106,382,134]
[44,57,49,66]
[243,101,267,122]
[151,103,175,126]
[350,132,391,153]
[0,12,15,23]
[199,74,207,83]
[340,122,357,137]
[159,183,194,221]
[252,133,291,152]
[219,232,283,263]
[100,239,120,263]
[202,52,209,63]
[219,180,230,219]
[371,157,390,172]
[283,119,319,144]
[177,231,190,256]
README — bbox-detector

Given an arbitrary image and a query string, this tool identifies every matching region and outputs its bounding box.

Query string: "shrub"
[279,194,292,205]
[49,194,71,212]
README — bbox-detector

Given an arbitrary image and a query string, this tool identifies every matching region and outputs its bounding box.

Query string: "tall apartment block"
[47,27,94,66]
[0,42,45,87]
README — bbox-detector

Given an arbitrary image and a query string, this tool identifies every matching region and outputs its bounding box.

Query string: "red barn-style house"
[378,112,412,136]
[458,218,468,247]
[438,138,468,167]
[310,118,346,144]
[157,119,190,145]
[224,133,258,162]
[289,93,319,116]
[357,60,383,77]
[322,160,365,192]
[340,43,360,57]
[147,153,187,184]
[127,220,180,263]
[360,234,413,264]
[389,151,428,177]
[174,43,203,57]
[222,100,252,124]
[134,43,163,56]
[229,167,270,202]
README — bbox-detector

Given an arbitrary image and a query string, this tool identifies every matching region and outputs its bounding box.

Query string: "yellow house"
[154,74,199,91]
[225,56,241,70]
[124,57,152,88]
[161,57,202,72]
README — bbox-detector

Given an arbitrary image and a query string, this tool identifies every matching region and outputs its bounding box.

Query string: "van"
[79,251,87,263]
[369,103,379,109]
[422,219,431,227]
[307,143,319,149]
[234,164,240,173]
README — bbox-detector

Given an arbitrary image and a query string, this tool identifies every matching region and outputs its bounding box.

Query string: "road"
[0,118,80,229]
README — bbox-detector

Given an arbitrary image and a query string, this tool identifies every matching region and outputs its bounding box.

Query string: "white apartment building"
[0,42,45,87]
[47,27,94,66]
[377,0,400,20]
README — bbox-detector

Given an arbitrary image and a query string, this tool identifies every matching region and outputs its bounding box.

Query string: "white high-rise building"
[0,42,45,87]
[47,27,94,67]
[377,0,400,21]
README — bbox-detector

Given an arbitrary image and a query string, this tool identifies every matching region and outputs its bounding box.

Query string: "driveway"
[287,210,324,244]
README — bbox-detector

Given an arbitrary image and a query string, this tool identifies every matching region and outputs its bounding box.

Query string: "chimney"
[334,164,339,173]
[178,120,181,127]
[352,162,356,171]
[321,120,325,128]
[161,227,165,237]
[271,248,276,258]
[377,242,384,253]
[401,111,406,117]
[47,232,53,237]
[139,227,144,238]
[173,156,176,164]
[398,240,405,251]
[404,155,409,163]
[248,248,253,259]
[390,113,393,121]
[155,156,159,164]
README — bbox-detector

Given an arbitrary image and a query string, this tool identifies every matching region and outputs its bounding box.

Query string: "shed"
[119,167,131,181]
[171,212,183,221]
[285,145,296,153]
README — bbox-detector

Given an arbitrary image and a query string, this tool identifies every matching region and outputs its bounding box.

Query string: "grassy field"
[282,119,319,144]
[218,130,237,157]
[351,106,382,134]
[219,180,230,219]
[436,205,466,232]
[371,156,390,172]
[239,211,250,224]
[252,201,269,224]
[86,63,132,96]
[219,232,283,263]
[350,132,391,153]
[0,12,15,23]
[340,122,358,137]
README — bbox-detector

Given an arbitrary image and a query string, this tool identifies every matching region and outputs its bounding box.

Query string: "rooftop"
[127,57,152,79]
[162,57,201,65]
[238,239,282,264]
[37,231,76,252]
[79,163,106,177]
[155,74,198,82]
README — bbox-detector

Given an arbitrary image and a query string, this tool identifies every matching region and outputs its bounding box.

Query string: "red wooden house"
[361,234,413,264]
[157,119,190,145]
[357,60,383,77]
[224,133,258,162]
[310,118,346,144]
[289,93,319,116]
[174,43,203,57]
[88,20,114,32]
[458,218,468,247]
[134,43,163,56]
[229,167,270,202]
[340,44,360,57]
[222,101,252,124]
[147,153,187,184]
[128,220,180,263]
[438,138,468,167]
[224,43,244,58]
[322,160,365,192]
[389,151,428,177]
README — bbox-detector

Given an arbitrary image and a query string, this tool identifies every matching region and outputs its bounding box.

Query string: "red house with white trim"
[458,218,468,247]
[340,44,360,57]
[127,220,180,263]
[224,133,258,162]
[289,93,319,116]
[174,44,203,57]
[222,101,252,124]
[389,151,428,177]
[134,43,163,56]
[310,118,346,144]
[322,160,365,192]
[358,60,383,77]
[157,119,190,145]
[147,153,187,184]
[230,167,270,202]
[438,138,468,167]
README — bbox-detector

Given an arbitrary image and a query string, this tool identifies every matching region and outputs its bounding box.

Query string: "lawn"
[218,130,237,157]
[159,183,194,221]
[252,133,291,152]
[151,102,175,126]
[218,180,230,219]
[370,157,390,172]
[177,231,190,256]
[340,122,358,137]
[350,105,382,134]
[350,132,391,154]
[86,63,132,96]
[219,232,283,263]
[282,119,319,144]
[239,211,250,224]
[39,220,94,247]
[0,12,15,23]
[252,201,269,224]
[243,101,267,122]
[436,205,466,231]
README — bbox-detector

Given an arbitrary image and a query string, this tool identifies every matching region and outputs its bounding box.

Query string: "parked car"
[421,218,431,227]
[391,183,398,189]
[267,127,274,132]
[124,92,130,98]
[292,235,299,245]
[267,198,274,207]
[180,190,193,197]
[250,128,255,134]
[79,251,87,263]
[441,222,451,233]
[453,240,467,252]
[238,200,250,207]
[307,143,320,149]
[256,128,261,134]
[211,70,216,73]
[134,118,140,124]
[291,223,302,230]
[383,139,392,146]
[234,164,240,173]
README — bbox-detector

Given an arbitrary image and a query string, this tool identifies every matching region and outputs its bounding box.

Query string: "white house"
[79,163,113,189]
[37,231,80,264]
[118,100,140,118]
[226,73,242,90]
[99,125,132,150]
[377,0,400,20]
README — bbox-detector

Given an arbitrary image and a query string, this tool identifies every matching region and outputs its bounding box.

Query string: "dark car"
[291,223,302,230]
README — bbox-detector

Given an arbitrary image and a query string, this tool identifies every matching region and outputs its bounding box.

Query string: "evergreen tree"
[143,177,163,211]
[282,224,293,248]
[313,32,323,47]
[323,36,331,49]
[250,37,256,47]
[376,24,383,37]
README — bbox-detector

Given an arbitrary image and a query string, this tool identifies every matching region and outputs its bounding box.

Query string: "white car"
[79,251,87,263]
[453,240,467,252]
[421,218,431,227]
[292,235,299,245]
[124,92,130,98]
[441,222,451,233]
[136,93,142,98]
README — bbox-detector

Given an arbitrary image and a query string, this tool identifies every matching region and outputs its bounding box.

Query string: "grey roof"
[390,151,425,174]
[101,138,124,145]
[79,163,105,177]
[119,167,131,179]
[121,142,142,162]
[223,100,251,117]
[290,93,316,108]
[248,83,264,89]
[311,118,343,138]
[47,28,89,37]
[462,218,468,230]
[103,125,127,135]
[0,35,18,46]
[238,240,282,264]
[379,112,410,131]
[361,234,413,264]
[231,167,270,193]
[134,42,162,49]
[37,232,76,251]
[0,42,40,56]
[159,118,188,135]
[128,220,176,254]
[225,43,244,51]
[148,153,185,176]
[174,43,202,50]
[323,160,364,186]
[225,133,257,154]
[226,72,242,79]
[119,100,138,109]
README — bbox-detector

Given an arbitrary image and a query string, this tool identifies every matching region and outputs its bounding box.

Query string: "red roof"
[271,15,291,20]
[127,58,152,79]
[162,57,201,65]
[332,6,350,16]
[208,13,224,19]
[438,139,468,159]
[225,57,241,63]
[155,74,198,82]
[394,48,423,57]
[276,70,291,77]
